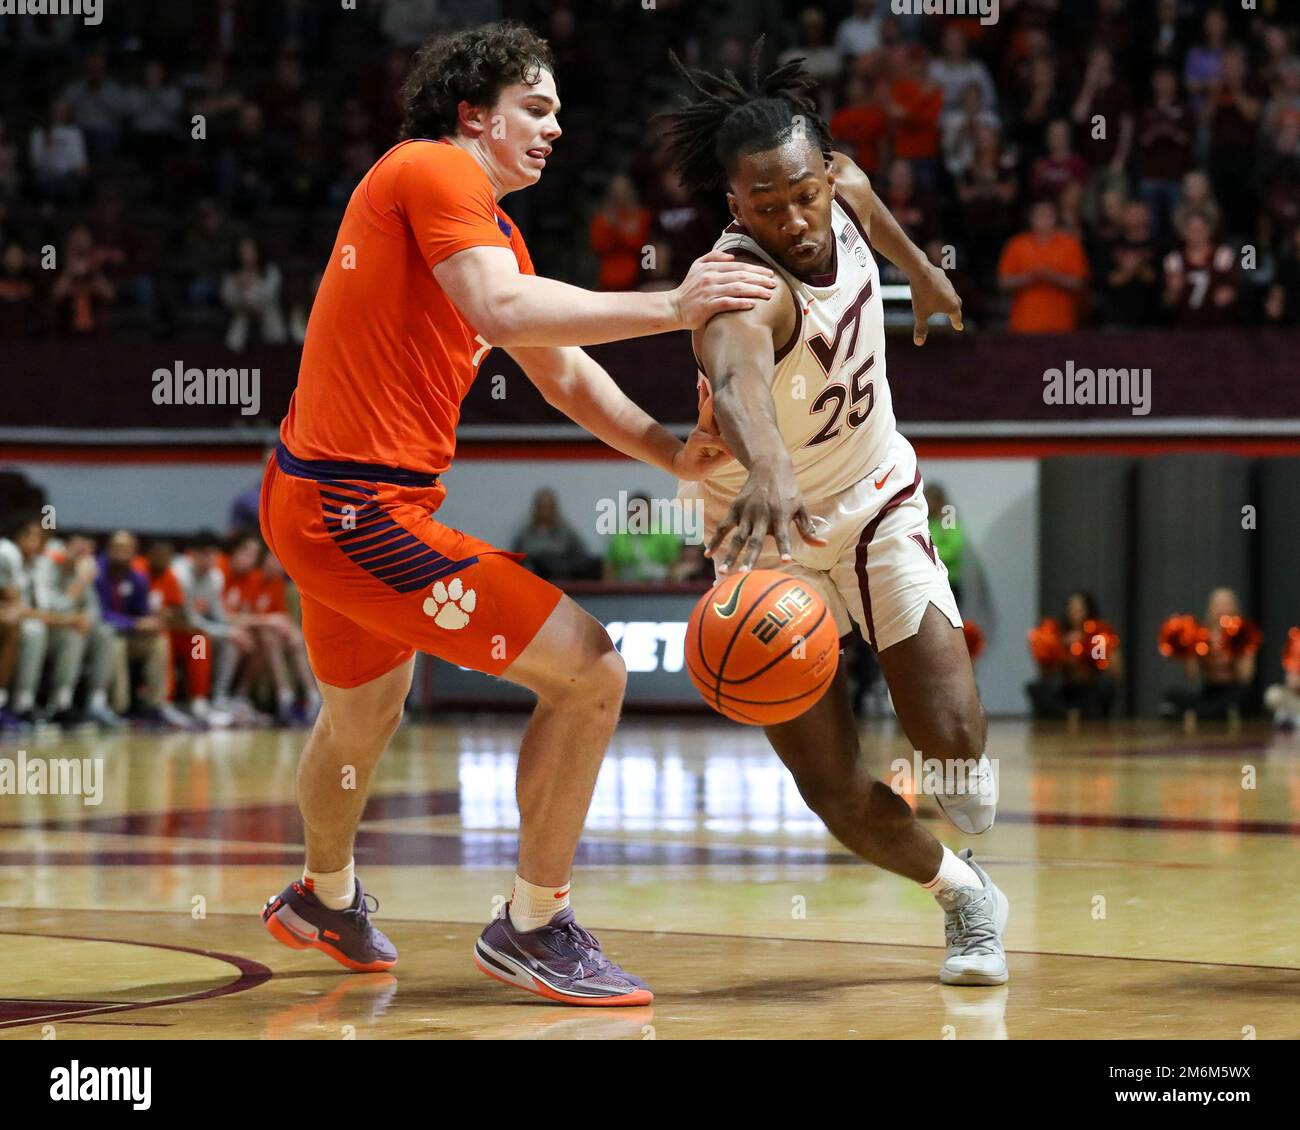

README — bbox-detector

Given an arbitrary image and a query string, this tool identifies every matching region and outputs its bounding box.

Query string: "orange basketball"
[685,569,840,725]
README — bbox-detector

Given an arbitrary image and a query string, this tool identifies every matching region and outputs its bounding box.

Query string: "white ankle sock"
[304,859,355,910]
[922,846,982,907]
[509,874,570,932]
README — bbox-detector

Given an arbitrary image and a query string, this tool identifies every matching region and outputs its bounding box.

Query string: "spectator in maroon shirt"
[1162,211,1239,327]
[881,158,935,255]
[1136,68,1193,239]
[957,123,1020,286]
[1070,47,1134,225]
[1202,44,1265,236]
[1030,119,1089,206]
[644,167,728,287]
[1013,53,1068,163]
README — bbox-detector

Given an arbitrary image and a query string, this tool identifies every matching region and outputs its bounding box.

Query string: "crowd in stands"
[0,481,319,732]
[584,1,1300,332]
[3,3,1299,344]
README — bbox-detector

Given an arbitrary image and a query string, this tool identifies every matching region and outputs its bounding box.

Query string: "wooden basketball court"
[3,717,1298,1040]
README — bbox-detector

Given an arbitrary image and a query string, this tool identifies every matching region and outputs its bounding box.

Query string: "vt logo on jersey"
[807,277,874,376]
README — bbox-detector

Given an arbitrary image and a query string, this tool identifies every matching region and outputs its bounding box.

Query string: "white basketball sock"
[509,874,570,932]
[304,859,356,910]
[922,845,982,907]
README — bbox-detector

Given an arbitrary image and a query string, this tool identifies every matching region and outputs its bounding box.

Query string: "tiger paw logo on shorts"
[423,577,476,629]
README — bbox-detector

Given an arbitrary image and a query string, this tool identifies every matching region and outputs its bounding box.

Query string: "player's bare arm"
[830,150,963,345]
[434,245,777,349]
[693,269,827,573]
[507,343,732,480]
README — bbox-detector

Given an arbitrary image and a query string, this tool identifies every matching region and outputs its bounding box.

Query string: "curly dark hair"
[400,21,554,141]
[659,39,833,194]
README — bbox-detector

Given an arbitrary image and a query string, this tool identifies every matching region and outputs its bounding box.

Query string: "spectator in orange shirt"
[137,539,190,712]
[224,534,318,725]
[889,44,943,192]
[588,174,650,291]
[997,198,1090,333]
[830,73,890,176]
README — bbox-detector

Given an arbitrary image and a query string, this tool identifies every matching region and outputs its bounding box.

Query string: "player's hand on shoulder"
[909,260,964,346]
[673,250,778,330]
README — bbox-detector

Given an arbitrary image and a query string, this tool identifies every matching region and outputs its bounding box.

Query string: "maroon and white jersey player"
[682,193,961,655]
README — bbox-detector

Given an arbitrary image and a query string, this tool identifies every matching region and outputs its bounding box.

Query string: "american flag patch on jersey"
[839,223,860,251]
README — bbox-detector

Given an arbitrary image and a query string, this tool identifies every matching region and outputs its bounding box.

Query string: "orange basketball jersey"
[282,139,535,477]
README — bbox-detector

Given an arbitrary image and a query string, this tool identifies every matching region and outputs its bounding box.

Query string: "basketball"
[685,569,840,725]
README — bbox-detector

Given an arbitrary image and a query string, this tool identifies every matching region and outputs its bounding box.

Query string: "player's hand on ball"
[705,461,827,573]
[673,250,777,330]
[909,262,963,346]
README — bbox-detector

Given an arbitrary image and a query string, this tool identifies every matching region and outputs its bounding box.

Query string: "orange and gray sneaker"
[261,878,397,972]
[474,905,652,1006]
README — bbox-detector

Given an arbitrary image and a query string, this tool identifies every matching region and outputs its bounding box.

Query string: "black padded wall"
[1133,455,1254,717]
[1256,459,1300,693]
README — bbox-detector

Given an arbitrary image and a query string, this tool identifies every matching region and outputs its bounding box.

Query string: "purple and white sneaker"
[262,878,397,972]
[474,905,653,1006]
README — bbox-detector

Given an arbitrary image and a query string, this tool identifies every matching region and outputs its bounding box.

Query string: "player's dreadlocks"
[660,40,834,195]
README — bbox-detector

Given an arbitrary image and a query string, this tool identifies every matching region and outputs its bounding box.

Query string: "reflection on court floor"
[2,718,1298,1039]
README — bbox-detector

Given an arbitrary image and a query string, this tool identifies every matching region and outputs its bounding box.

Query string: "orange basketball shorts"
[259,443,563,688]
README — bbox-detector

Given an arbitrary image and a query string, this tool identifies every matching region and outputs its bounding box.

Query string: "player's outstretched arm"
[694,297,827,574]
[508,344,732,481]
[830,150,963,346]
[434,247,777,349]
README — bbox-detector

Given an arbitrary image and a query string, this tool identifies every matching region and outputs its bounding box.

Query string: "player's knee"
[317,696,403,750]
[542,629,626,707]
[573,637,627,703]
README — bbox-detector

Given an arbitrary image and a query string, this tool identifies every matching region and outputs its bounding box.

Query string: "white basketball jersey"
[698,194,896,503]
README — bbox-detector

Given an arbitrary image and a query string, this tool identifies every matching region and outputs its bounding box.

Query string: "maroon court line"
[0,930,272,1030]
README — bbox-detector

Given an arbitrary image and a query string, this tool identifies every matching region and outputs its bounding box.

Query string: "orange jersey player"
[258,21,774,999]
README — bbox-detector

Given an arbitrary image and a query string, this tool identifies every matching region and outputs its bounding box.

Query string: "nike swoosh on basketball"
[874,465,896,490]
[713,577,746,618]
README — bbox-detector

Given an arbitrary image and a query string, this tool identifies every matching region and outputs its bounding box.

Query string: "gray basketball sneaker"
[935,754,998,834]
[937,849,1009,986]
